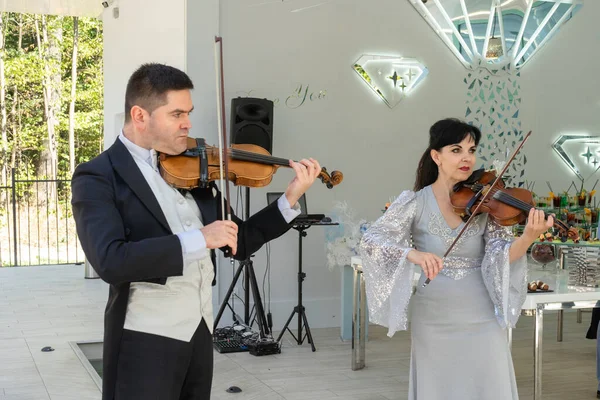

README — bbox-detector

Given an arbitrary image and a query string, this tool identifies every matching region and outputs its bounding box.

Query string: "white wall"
[519,0,600,193]
[186,0,219,145]
[102,0,187,147]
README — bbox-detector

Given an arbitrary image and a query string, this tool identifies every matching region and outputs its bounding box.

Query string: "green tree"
[0,12,103,186]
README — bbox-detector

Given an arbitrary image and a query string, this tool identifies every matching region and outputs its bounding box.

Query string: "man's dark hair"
[124,63,194,122]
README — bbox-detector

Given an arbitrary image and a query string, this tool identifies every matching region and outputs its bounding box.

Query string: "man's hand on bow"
[201,220,238,255]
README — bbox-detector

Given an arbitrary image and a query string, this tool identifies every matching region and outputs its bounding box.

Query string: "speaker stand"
[214,187,271,337]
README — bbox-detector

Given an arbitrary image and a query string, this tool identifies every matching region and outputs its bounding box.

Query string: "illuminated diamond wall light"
[352,55,428,108]
[408,0,583,69]
[552,134,600,181]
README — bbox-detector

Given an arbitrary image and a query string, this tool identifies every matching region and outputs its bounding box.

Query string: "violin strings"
[492,190,535,211]
[470,184,534,212]
[206,145,296,166]
[220,150,280,165]
[229,148,280,161]
[493,189,568,230]
[466,183,570,234]
[229,151,274,163]
[472,184,563,226]
[229,149,290,166]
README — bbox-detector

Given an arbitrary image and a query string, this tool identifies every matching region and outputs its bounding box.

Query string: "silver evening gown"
[359,185,527,399]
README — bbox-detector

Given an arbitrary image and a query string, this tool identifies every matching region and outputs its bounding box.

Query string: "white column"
[102,0,188,148]
[186,0,220,146]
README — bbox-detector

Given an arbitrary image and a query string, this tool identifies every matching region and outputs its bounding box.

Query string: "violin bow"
[422,130,532,287]
[214,36,234,258]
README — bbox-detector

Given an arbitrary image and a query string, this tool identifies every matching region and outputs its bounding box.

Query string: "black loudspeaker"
[230,97,274,154]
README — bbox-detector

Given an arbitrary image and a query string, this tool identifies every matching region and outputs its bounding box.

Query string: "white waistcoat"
[123,154,214,342]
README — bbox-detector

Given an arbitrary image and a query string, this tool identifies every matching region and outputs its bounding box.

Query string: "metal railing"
[0,168,84,266]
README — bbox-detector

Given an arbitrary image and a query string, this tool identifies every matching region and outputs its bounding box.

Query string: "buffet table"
[518,284,600,399]
[349,256,600,400]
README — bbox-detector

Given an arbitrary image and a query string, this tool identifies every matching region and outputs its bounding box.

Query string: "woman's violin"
[422,131,573,288]
[450,168,578,241]
[158,137,344,190]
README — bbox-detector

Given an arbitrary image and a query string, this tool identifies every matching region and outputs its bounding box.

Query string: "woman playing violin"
[71,63,322,400]
[359,118,552,399]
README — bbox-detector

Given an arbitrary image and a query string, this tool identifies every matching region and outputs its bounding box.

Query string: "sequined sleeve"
[481,217,528,329]
[358,190,417,337]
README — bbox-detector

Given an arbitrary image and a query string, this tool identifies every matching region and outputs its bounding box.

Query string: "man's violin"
[158,137,344,190]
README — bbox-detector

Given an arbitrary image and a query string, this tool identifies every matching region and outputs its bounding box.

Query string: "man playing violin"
[71,63,322,400]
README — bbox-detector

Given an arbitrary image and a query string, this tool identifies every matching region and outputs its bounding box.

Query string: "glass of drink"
[553,196,561,208]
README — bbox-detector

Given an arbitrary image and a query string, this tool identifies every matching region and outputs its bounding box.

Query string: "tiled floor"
[0,264,598,399]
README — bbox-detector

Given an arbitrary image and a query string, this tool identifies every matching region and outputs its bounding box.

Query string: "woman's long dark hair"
[413,118,482,191]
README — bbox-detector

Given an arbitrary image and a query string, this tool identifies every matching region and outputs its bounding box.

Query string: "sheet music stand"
[267,192,338,352]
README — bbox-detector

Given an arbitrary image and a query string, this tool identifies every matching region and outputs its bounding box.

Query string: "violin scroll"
[549,218,580,242]
[567,227,580,242]
[318,167,343,189]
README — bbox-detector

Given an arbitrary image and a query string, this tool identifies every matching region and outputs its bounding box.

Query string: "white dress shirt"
[118,133,300,341]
